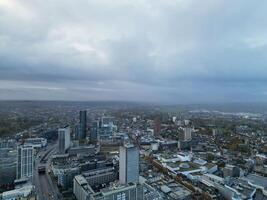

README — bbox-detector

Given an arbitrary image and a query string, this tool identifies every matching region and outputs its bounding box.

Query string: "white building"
[24,137,47,148]
[58,126,71,154]
[1,185,33,200]
[73,175,144,200]
[16,145,34,179]
[183,127,192,141]
[73,175,94,200]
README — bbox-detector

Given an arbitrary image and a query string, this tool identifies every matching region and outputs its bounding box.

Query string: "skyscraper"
[17,145,34,179]
[74,124,81,140]
[79,110,87,140]
[58,126,71,154]
[154,116,161,137]
[119,144,139,184]
[178,127,192,150]
[90,120,99,143]
[180,127,192,141]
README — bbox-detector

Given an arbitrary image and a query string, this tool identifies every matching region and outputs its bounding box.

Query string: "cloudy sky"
[0,0,267,103]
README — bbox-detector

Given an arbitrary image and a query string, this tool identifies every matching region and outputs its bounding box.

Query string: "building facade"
[16,145,34,179]
[73,175,144,200]
[93,183,144,200]
[58,126,71,154]
[90,120,99,143]
[180,127,192,141]
[79,110,87,140]
[153,117,161,137]
[119,144,139,184]
[83,167,118,187]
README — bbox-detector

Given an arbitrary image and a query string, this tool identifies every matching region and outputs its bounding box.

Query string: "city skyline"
[1,1,267,198]
[1,1,267,103]
[0,101,267,199]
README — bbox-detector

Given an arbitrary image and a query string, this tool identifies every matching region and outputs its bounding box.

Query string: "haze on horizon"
[0,0,267,104]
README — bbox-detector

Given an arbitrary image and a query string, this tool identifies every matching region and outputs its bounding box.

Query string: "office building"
[90,120,99,143]
[119,144,139,184]
[98,117,117,138]
[58,167,80,190]
[178,127,193,150]
[1,184,34,200]
[94,182,144,200]
[24,137,47,148]
[16,145,34,179]
[79,110,87,140]
[73,175,94,200]
[68,145,95,156]
[74,124,81,140]
[153,117,161,137]
[179,127,192,141]
[73,175,144,200]
[101,117,114,128]
[82,167,118,187]
[58,126,71,154]
[0,139,16,148]
[223,164,240,178]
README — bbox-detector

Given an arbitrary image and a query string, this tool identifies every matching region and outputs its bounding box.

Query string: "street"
[33,143,62,200]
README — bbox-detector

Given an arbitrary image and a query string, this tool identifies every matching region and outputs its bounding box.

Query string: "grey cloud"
[1,0,267,103]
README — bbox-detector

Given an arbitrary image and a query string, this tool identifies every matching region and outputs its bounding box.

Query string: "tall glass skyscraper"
[119,144,139,184]
[79,110,87,140]
[90,120,99,143]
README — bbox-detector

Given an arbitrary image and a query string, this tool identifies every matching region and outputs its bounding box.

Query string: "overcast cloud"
[1,0,267,103]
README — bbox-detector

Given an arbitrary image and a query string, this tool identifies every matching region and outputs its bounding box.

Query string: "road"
[33,143,62,200]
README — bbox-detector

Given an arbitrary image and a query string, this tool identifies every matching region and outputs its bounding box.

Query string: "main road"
[33,143,63,200]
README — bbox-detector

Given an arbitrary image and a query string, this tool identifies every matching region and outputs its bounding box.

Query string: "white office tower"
[58,126,71,154]
[17,145,34,179]
[183,127,192,141]
[119,144,139,184]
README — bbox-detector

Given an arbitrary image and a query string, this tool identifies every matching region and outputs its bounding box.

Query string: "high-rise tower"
[154,116,161,137]
[17,145,34,179]
[79,110,87,140]
[119,144,139,184]
[58,126,71,154]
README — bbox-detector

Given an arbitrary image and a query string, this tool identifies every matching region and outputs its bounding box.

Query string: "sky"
[1,0,267,103]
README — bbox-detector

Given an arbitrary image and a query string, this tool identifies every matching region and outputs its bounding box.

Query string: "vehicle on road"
[38,165,46,174]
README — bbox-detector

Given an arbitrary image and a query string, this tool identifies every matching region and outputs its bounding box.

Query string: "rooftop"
[245,174,267,189]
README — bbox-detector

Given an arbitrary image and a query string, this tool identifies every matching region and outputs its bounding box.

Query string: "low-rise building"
[68,145,95,156]
[58,167,80,190]
[223,164,240,178]
[1,185,34,200]
[24,138,47,148]
[73,175,144,200]
[82,167,118,187]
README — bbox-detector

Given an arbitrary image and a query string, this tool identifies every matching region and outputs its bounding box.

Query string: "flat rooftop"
[246,174,267,189]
